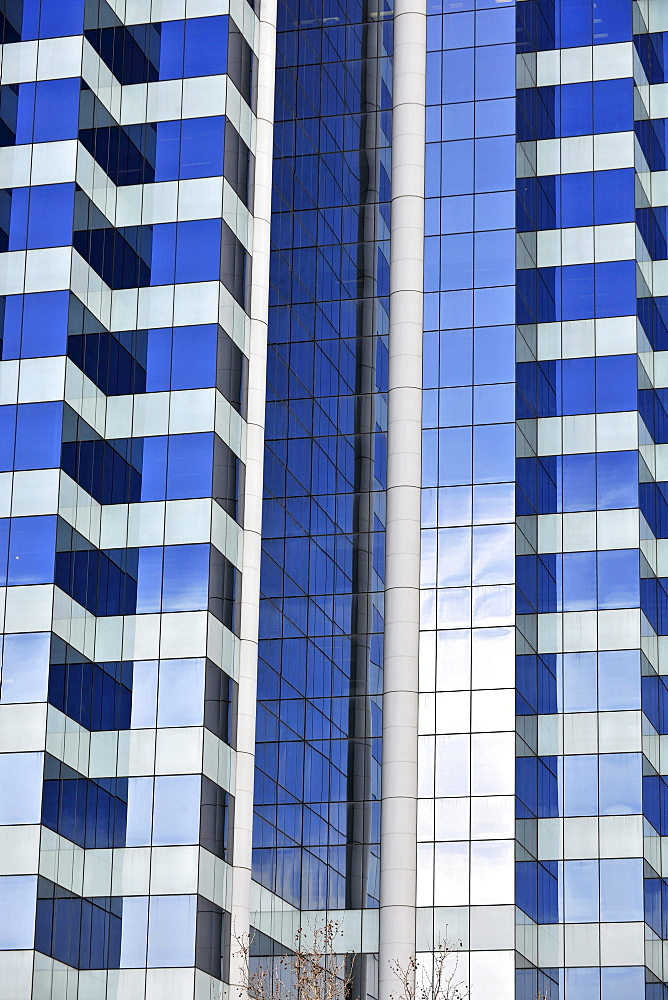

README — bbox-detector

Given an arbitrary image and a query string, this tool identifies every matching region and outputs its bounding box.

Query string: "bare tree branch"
[235,920,356,1000]
[389,937,468,1000]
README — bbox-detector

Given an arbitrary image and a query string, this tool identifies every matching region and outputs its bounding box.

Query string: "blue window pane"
[441,289,473,327]
[475,191,515,231]
[442,49,474,103]
[600,967,645,1000]
[155,117,225,182]
[125,777,154,847]
[25,185,74,249]
[439,234,473,291]
[180,116,225,179]
[14,403,62,470]
[438,330,473,388]
[17,292,69,358]
[561,172,593,228]
[561,651,597,712]
[474,136,515,193]
[136,547,163,614]
[600,858,643,921]
[474,285,515,326]
[22,0,84,37]
[475,6,515,44]
[422,430,438,487]
[159,20,186,78]
[474,44,515,100]
[597,549,639,609]
[171,325,217,389]
[564,969,600,1000]
[145,328,172,391]
[562,551,596,611]
[560,357,595,415]
[563,754,598,816]
[162,544,209,612]
[439,386,473,427]
[119,895,149,969]
[473,326,514,384]
[0,876,36,950]
[152,774,200,846]
[594,169,634,224]
[154,120,182,181]
[0,520,8,586]
[130,660,158,730]
[595,355,636,412]
[1,632,50,703]
[594,78,633,133]
[184,17,228,78]
[561,264,594,321]
[176,220,221,283]
[17,80,80,143]
[598,650,641,711]
[147,895,196,968]
[474,230,515,287]
[473,383,514,424]
[439,140,474,197]
[563,859,599,922]
[438,427,472,486]
[562,453,596,511]
[560,82,593,137]
[599,752,642,814]
[7,516,56,585]
[560,0,592,47]
[0,408,16,472]
[442,12,474,48]
[595,260,636,318]
[0,753,43,824]
[597,451,637,509]
[157,658,205,728]
[475,98,515,137]
[150,223,177,285]
[473,423,514,484]
[166,434,213,500]
[140,436,168,501]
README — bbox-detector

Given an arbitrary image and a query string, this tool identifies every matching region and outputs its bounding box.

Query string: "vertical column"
[378,0,426,994]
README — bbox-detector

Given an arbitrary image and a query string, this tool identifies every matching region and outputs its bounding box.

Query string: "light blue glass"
[152,774,201,846]
[472,423,514,484]
[473,230,515,287]
[0,632,50,703]
[125,777,155,847]
[473,382,514,424]
[0,752,43,824]
[598,753,642,815]
[437,527,471,587]
[0,876,36,949]
[563,859,599,922]
[561,652,598,713]
[130,661,159,729]
[563,754,598,816]
[599,858,643,921]
[119,896,149,968]
[157,658,205,728]
[146,895,197,967]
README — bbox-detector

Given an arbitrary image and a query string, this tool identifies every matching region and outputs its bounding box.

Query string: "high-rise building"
[0,0,665,997]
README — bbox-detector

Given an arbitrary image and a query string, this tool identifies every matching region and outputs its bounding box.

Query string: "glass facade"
[1,0,667,998]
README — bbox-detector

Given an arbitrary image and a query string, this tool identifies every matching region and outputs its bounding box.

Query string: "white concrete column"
[378,0,426,997]
[229,0,277,986]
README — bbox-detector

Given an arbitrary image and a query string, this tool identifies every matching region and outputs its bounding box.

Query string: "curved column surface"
[378,0,426,996]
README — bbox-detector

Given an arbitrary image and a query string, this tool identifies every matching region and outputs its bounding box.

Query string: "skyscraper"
[0,0,664,998]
